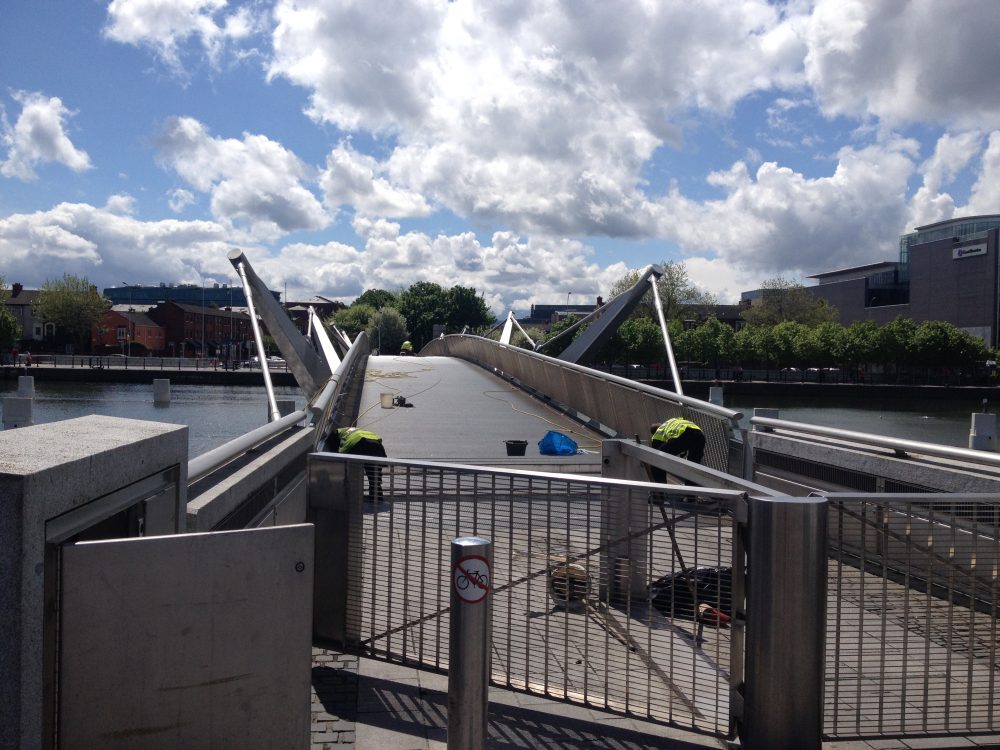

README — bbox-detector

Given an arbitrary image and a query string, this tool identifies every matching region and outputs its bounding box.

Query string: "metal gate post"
[742,495,826,750]
[447,537,492,750]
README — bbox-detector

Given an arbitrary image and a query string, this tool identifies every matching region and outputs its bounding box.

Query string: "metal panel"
[58,524,314,749]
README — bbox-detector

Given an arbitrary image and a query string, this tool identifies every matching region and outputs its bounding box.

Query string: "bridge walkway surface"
[307,355,999,749]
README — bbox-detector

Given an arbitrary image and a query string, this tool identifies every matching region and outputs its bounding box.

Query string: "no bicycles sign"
[452,554,490,604]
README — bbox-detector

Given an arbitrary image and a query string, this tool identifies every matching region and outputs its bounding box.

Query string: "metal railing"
[751,415,1000,470]
[187,334,369,486]
[310,452,746,739]
[824,493,1000,739]
[5,353,290,372]
[421,335,743,474]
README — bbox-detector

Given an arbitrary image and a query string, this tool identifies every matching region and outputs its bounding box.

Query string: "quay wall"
[0,365,296,387]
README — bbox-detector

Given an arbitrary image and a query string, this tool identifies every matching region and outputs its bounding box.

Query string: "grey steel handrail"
[750,415,1000,468]
[186,333,369,485]
[422,334,741,425]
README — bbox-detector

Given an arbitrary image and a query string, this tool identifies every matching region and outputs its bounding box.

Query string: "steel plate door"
[58,524,313,750]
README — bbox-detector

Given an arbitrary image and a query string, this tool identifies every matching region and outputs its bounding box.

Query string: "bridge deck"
[355,355,605,470]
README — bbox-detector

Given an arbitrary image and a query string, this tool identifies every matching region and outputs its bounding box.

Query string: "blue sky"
[3,0,1000,313]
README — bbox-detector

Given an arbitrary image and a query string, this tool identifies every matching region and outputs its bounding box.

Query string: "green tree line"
[329,281,495,353]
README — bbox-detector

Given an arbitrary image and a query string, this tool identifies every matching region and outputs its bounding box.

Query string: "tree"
[618,317,663,365]
[354,289,398,310]
[331,304,375,339]
[0,276,22,351]
[447,286,495,334]
[740,277,839,327]
[608,261,716,321]
[367,306,408,354]
[398,282,451,348]
[36,274,110,353]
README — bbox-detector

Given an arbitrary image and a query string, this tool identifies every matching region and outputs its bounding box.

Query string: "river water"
[725,392,980,448]
[1,381,986,455]
[0,381,307,457]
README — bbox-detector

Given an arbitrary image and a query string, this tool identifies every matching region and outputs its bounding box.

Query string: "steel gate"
[309,453,746,739]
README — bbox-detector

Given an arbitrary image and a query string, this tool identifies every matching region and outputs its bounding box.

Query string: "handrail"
[422,334,741,425]
[751,415,1000,468]
[186,332,370,485]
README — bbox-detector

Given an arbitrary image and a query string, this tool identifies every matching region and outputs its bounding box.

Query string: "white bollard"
[16,376,34,398]
[153,379,171,406]
[3,396,33,429]
[708,385,724,406]
[969,412,997,452]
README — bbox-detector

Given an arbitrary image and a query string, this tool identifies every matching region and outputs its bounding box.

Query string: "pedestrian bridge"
[3,255,999,750]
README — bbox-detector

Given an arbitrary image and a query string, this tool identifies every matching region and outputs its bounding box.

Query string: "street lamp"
[121,282,133,356]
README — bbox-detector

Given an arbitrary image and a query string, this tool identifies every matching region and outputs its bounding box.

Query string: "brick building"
[91,310,165,354]
[147,302,254,359]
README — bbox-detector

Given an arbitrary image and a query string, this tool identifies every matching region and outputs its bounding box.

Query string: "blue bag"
[538,430,578,456]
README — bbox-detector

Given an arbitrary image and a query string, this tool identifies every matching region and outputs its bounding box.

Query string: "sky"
[3,0,1000,315]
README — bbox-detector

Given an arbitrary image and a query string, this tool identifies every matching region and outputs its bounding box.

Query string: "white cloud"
[964,131,1000,217]
[660,138,920,278]
[105,193,137,215]
[319,143,431,219]
[155,116,330,240]
[0,201,234,289]
[906,131,982,229]
[268,0,807,238]
[804,0,1000,129]
[1,92,91,181]
[104,0,256,73]
[168,187,196,213]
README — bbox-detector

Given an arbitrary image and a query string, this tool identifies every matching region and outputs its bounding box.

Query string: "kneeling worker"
[649,417,705,484]
[331,427,387,503]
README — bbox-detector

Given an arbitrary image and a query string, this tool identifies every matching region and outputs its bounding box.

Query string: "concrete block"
[2,396,33,429]
[153,378,171,405]
[0,416,187,750]
[17,376,34,397]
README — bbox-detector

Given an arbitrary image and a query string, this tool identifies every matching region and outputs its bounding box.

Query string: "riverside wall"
[0,364,296,387]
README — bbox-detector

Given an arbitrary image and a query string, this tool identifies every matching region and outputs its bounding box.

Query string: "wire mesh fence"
[331,458,742,737]
[825,494,1000,738]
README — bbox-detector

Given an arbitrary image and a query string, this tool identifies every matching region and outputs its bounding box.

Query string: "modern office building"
[104,282,280,308]
[800,215,1000,346]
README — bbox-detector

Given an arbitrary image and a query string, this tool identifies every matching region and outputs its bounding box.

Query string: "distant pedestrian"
[25,352,31,367]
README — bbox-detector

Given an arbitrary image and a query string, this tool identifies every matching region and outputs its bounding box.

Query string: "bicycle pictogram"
[452,555,490,603]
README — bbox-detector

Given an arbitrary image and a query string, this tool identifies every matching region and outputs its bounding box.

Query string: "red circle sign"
[452,555,490,603]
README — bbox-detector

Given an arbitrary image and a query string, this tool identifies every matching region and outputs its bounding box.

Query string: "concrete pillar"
[17,376,34,397]
[276,399,296,419]
[969,412,997,452]
[3,397,33,429]
[153,379,171,406]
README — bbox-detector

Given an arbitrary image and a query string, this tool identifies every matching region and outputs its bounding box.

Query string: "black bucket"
[505,440,528,456]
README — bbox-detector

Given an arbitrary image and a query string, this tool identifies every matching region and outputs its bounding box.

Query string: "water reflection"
[0,381,306,457]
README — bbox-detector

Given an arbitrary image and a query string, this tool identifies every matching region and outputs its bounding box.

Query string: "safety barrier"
[824,493,1000,739]
[310,452,746,739]
[421,335,744,475]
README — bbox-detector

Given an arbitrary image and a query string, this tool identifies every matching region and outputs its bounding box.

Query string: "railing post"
[742,495,826,750]
[448,536,491,750]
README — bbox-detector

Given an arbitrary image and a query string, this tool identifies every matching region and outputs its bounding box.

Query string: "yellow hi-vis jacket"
[652,418,701,443]
[338,428,382,453]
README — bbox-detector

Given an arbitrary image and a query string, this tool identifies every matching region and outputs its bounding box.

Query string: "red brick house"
[147,301,253,359]
[91,310,165,354]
